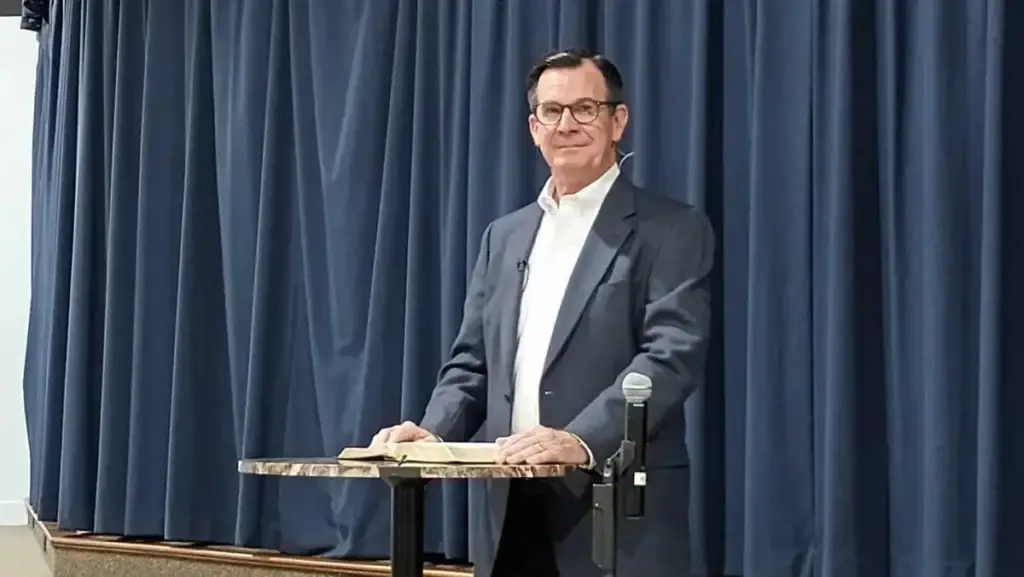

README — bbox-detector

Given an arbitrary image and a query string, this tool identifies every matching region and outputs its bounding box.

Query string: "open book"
[337,442,499,464]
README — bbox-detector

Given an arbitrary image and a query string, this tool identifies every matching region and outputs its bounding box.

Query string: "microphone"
[592,372,652,574]
[621,372,651,519]
[516,259,529,291]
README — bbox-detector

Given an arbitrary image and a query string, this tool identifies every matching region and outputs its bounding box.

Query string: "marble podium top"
[238,458,575,479]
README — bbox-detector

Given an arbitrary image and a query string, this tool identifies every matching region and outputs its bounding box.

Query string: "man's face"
[528,61,628,173]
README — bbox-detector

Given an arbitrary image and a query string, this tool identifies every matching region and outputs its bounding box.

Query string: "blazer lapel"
[542,179,636,376]
[498,206,542,399]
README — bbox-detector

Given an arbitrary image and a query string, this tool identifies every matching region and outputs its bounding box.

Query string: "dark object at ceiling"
[0,0,48,32]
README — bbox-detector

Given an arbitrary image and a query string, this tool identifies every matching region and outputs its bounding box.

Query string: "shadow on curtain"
[22,1,1024,576]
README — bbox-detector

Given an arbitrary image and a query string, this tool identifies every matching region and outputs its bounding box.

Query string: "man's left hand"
[495,426,589,465]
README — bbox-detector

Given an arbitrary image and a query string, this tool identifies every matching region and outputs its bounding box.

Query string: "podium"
[238,458,575,577]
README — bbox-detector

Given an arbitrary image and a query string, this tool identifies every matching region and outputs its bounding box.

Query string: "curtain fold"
[23,1,1024,576]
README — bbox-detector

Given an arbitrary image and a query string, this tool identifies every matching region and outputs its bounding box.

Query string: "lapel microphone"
[515,258,529,292]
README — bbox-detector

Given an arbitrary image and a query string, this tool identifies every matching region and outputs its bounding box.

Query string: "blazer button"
[543,391,553,396]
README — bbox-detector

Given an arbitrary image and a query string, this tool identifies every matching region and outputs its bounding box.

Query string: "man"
[372,49,714,577]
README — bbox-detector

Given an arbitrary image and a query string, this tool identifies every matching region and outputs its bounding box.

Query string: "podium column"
[382,473,427,577]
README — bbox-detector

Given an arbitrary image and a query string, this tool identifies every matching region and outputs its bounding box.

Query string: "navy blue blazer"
[420,175,715,577]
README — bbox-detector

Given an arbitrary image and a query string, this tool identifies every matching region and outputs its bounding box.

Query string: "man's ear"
[528,115,543,147]
[612,104,629,142]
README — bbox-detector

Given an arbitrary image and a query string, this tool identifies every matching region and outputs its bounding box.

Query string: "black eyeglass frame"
[531,98,624,126]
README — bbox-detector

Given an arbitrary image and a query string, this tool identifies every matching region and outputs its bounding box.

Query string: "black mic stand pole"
[592,439,637,577]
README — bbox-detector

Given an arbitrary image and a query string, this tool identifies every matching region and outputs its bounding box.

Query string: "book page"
[335,445,391,460]
[338,442,499,464]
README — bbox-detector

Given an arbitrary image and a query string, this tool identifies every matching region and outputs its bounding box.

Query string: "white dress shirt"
[511,163,621,435]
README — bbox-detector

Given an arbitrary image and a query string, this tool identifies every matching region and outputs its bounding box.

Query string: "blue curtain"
[23,1,1024,576]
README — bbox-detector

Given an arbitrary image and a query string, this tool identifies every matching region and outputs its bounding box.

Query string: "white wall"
[0,17,37,526]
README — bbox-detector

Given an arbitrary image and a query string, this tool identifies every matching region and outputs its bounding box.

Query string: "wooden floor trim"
[25,502,471,576]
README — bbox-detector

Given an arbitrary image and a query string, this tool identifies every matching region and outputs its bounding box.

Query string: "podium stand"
[239,458,575,577]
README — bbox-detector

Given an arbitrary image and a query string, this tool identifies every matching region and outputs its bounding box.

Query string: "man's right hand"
[370,421,438,445]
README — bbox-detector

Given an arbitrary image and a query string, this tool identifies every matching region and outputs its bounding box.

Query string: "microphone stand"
[591,439,639,577]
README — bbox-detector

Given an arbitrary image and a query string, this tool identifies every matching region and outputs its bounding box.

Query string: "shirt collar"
[537,163,620,215]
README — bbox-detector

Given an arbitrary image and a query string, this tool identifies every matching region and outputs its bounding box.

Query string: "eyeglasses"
[532,98,621,126]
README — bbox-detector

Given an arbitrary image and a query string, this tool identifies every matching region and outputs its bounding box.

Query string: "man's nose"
[557,109,579,132]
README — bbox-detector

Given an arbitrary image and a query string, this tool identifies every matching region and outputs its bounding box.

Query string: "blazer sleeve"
[564,207,715,493]
[418,224,493,442]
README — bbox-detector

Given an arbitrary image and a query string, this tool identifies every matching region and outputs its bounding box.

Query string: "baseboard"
[0,499,27,526]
